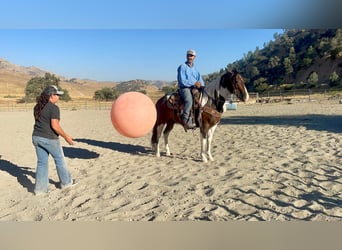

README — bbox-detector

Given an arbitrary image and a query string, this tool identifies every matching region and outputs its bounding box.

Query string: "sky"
[0,29,282,82]
[0,0,338,82]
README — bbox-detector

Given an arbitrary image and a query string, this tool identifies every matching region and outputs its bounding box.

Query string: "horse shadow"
[221,114,342,133]
[0,159,58,193]
[62,147,100,159]
[74,138,149,155]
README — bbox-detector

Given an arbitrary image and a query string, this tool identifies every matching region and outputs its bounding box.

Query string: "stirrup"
[182,120,196,132]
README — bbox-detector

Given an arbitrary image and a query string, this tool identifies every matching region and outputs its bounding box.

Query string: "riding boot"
[182,116,196,131]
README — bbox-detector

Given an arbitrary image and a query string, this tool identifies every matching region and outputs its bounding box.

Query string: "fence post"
[308,89,311,101]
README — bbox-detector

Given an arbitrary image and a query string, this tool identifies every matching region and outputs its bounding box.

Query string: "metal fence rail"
[252,89,342,103]
[0,101,113,112]
[1,89,341,111]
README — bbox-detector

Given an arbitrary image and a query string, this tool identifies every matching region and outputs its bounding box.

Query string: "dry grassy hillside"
[0,70,31,97]
[0,58,164,104]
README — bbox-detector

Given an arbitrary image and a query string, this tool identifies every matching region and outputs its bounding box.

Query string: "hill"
[0,58,164,103]
[208,29,342,93]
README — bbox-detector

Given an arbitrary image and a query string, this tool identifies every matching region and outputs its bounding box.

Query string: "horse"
[151,70,249,162]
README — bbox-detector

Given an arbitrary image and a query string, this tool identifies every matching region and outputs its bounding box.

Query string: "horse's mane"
[204,70,235,101]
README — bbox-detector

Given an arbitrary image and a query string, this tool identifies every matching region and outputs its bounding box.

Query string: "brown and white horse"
[151,70,249,162]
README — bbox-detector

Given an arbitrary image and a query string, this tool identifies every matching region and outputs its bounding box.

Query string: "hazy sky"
[0,0,336,82]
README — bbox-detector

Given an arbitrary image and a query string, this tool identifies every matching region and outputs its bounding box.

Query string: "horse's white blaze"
[244,85,249,102]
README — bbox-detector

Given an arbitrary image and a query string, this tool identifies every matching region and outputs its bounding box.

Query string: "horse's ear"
[232,68,238,76]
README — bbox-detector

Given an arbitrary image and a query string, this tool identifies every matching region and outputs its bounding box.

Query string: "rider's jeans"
[179,87,193,123]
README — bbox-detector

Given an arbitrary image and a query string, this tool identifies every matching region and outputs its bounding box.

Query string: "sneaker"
[34,190,49,196]
[61,179,78,189]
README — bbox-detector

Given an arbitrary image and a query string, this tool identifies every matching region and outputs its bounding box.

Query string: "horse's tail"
[151,95,167,146]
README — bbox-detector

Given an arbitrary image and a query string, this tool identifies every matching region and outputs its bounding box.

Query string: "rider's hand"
[194,81,202,89]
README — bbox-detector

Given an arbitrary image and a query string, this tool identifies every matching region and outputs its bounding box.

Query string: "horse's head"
[220,70,249,102]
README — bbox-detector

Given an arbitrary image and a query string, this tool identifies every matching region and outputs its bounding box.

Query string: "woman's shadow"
[0,159,57,193]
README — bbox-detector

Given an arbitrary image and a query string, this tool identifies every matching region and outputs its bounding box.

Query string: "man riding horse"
[177,49,205,130]
[151,67,249,162]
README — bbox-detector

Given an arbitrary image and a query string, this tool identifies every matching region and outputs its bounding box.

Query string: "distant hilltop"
[0,58,48,77]
[0,58,168,100]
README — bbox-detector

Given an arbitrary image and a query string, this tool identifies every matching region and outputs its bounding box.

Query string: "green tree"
[249,66,260,79]
[307,45,317,59]
[330,47,342,59]
[283,57,293,75]
[289,46,297,64]
[253,77,269,92]
[93,87,119,101]
[308,72,319,87]
[268,56,280,69]
[329,71,340,86]
[301,57,312,68]
[24,73,71,102]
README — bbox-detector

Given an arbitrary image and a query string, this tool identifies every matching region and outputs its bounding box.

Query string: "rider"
[177,49,205,130]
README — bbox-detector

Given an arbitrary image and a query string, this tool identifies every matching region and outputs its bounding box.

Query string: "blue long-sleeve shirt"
[177,62,204,88]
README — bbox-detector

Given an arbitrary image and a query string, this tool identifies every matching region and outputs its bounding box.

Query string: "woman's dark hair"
[34,94,50,120]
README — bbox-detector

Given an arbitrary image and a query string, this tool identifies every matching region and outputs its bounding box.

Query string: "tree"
[268,56,280,69]
[307,72,319,87]
[249,66,260,78]
[301,57,312,68]
[289,46,297,64]
[253,77,269,92]
[93,87,119,101]
[330,47,342,59]
[24,73,71,102]
[329,71,340,86]
[307,45,317,59]
[283,57,293,75]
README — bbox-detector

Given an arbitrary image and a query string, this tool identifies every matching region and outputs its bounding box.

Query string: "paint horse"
[151,70,249,162]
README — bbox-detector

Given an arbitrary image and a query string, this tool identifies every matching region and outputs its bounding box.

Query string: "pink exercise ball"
[110,92,157,138]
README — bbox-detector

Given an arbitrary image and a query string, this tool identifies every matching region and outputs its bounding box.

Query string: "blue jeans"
[32,136,72,193]
[179,87,193,123]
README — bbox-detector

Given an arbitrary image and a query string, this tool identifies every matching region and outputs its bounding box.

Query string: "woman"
[32,85,75,195]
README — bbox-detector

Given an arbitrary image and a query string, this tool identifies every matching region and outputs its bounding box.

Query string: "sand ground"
[0,99,342,221]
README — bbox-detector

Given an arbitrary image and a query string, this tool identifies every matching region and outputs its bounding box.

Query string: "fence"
[0,100,113,112]
[1,89,341,112]
[250,89,342,103]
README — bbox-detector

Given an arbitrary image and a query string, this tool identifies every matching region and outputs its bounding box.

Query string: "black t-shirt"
[32,102,60,139]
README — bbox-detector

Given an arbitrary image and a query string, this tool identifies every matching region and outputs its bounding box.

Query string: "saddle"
[166,87,203,128]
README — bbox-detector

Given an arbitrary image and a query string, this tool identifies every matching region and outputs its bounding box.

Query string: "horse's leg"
[200,131,208,163]
[163,121,174,156]
[207,124,218,161]
[151,123,165,157]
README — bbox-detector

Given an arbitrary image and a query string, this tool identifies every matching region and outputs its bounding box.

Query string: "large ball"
[110,92,157,138]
